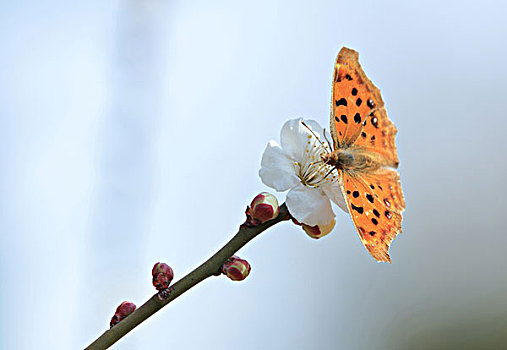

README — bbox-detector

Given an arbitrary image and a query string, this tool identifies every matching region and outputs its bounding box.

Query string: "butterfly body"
[326,47,405,263]
[322,147,381,173]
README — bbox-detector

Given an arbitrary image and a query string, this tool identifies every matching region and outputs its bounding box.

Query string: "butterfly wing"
[330,47,405,262]
[330,47,398,168]
[330,48,372,148]
[340,169,405,262]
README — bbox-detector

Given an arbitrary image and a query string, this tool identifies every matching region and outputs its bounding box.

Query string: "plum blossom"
[259,118,348,226]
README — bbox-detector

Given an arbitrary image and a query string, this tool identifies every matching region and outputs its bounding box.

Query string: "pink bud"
[110,301,136,328]
[245,192,279,226]
[222,255,251,281]
[152,262,174,291]
[301,219,335,239]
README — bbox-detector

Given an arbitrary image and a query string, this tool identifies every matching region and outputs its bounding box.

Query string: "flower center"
[294,134,338,187]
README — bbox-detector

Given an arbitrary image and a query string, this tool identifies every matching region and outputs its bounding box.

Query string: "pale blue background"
[1,1,507,349]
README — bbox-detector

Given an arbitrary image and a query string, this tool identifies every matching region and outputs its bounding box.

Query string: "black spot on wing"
[351,204,364,214]
[335,98,347,107]
[371,115,379,128]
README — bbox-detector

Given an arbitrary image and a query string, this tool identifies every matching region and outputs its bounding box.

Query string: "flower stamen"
[290,121,338,188]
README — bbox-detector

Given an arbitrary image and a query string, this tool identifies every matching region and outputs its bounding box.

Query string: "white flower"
[259,118,348,226]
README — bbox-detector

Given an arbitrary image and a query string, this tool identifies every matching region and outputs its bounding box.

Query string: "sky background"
[1,0,507,349]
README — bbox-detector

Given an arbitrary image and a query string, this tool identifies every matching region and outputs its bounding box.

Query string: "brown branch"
[85,203,290,349]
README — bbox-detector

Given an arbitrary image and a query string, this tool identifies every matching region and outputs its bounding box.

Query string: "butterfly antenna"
[300,121,330,152]
[322,128,333,149]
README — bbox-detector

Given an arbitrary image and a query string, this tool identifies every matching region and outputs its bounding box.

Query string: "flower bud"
[222,255,251,281]
[152,262,174,291]
[110,301,136,328]
[301,219,335,239]
[245,192,279,226]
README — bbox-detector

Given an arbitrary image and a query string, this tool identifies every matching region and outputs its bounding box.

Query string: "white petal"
[321,179,349,213]
[286,183,335,226]
[259,140,300,191]
[280,118,329,161]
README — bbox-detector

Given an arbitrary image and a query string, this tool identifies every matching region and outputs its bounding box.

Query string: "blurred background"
[1,0,507,349]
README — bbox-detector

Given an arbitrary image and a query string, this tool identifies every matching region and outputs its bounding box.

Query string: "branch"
[85,203,290,349]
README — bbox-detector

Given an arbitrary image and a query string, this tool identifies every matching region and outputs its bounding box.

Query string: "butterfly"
[321,47,405,263]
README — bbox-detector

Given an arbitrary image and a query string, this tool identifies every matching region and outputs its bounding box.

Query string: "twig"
[85,203,290,349]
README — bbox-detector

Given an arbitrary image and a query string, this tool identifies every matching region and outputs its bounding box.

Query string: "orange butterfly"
[322,47,405,262]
